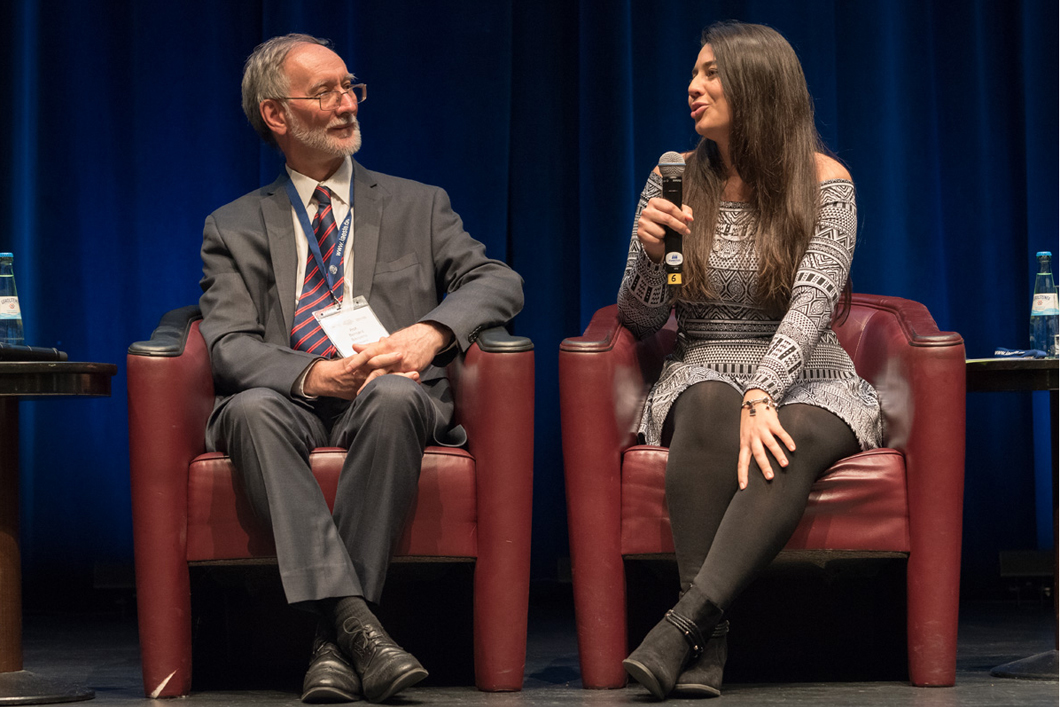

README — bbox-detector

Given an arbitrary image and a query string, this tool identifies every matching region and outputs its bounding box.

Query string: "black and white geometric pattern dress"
[617,172,884,451]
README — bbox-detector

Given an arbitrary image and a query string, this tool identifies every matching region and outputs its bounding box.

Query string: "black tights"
[662,382,861,609]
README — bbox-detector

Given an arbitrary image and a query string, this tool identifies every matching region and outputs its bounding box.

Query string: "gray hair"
[241,33,331,146]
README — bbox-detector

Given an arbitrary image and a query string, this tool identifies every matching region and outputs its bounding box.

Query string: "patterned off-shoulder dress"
[617,172,883,450]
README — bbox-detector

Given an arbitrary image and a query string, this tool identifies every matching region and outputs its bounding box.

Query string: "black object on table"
[0,345,67,363]
[0,361,117,704]
[966,357,1059,680]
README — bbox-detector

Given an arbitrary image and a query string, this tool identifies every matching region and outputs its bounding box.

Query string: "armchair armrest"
[843,296,966,528]
[841,294,966,686]
[558,304,675,686]
[559,305,675,453]
[127,305,214,695]
[128,305,204,357]
[448,326,534,689]
[473,326,534,354]
[127,305,215,474]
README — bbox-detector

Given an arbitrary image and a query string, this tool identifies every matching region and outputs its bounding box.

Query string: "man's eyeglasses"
[276,83,367,111]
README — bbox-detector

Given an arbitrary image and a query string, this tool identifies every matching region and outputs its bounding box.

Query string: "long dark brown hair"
[681,21,832,317]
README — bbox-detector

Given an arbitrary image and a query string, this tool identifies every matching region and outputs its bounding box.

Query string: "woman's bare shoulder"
[815,153,851,182]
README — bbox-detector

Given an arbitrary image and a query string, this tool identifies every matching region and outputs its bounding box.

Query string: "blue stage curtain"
[1,0,1055,602]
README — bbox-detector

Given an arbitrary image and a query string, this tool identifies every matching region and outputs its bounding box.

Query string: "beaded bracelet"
[741,396,776,417]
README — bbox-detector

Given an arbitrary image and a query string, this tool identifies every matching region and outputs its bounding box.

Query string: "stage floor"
[17,587,1058,706]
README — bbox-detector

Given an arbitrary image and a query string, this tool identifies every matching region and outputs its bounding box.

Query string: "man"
[198,33,523,703]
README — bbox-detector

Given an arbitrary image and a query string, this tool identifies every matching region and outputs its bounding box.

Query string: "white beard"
[286,107,362,157]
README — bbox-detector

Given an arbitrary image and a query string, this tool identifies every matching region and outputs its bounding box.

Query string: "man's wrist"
[298,358,325,399]
[422,320,455,354]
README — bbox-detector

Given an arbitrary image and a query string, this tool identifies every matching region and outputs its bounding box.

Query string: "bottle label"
[0,296,20,319]
[1031,292,1059,315]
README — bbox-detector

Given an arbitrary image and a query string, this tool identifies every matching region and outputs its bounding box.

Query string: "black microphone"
[0,343,68,361]
[658,151,686,285]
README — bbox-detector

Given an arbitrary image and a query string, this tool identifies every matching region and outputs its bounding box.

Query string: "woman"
[618,21,883,700]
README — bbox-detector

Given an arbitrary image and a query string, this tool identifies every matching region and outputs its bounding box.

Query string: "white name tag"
[313,296,390,358]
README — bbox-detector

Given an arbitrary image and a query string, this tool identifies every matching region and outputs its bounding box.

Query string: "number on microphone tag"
[668,273,682,285]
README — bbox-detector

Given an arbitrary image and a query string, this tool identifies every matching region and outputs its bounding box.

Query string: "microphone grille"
[658,151,686,179]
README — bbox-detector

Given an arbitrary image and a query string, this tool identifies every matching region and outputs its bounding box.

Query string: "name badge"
[313,296,390,358]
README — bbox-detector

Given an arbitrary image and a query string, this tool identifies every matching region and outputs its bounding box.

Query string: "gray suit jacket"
[198,158,524,440]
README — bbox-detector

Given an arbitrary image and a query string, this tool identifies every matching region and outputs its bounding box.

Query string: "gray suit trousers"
[205,374,436,606]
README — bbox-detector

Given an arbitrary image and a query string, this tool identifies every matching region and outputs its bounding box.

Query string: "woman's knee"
[674,381,742,416]
[778,404,860,467]
[779,405,846,447]
[667,382,741,449]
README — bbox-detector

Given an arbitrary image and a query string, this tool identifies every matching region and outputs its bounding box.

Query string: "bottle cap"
[1036,251,1052,257]
[0,253,12,259]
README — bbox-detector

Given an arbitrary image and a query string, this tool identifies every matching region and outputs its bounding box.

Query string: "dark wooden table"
[966,357,1059,680]
[0,361,117,704]
[966,357,1059,393]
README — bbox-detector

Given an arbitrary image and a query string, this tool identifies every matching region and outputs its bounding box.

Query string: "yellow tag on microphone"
[668,273,682,285]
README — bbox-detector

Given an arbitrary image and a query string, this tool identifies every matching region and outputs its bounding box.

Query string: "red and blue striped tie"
[291,185,343,356]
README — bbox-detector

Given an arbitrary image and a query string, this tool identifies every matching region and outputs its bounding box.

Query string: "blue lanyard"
[284,177,354,301]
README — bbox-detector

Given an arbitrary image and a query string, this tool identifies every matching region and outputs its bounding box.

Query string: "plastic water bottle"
[1029,251,1058,357]
[0,253,24,345]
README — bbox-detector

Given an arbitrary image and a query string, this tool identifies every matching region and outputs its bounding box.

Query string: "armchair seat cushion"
[186,447,478,562]
[620,447,909,556]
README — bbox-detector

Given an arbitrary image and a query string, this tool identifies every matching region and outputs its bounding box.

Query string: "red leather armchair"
[559,294,966,688]
[128,306,534,697]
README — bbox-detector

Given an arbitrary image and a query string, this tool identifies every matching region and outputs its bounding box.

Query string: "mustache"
[328,116,358,130]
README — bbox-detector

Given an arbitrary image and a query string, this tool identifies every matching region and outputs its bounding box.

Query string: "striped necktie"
[290,185,343,356]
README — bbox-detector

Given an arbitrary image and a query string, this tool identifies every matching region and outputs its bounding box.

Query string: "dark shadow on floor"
[625,553,908,683]
[189,561,476,692]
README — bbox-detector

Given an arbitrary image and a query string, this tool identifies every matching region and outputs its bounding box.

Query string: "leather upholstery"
[559,294,965,688]
[185,448,480,560]
[128,308,534,697]
[619,447,910,556]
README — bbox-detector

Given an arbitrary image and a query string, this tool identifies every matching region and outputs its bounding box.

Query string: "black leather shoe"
[302,632,362,703]
[338,615,427,703]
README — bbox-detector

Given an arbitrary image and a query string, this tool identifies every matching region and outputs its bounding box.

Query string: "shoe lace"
[343,618,391,660]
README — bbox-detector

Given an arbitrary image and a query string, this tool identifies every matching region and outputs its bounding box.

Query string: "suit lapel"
[351,160,382,301]
[262,174,298,336]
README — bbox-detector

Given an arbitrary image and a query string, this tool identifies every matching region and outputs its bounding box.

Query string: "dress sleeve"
[747,180,858,401]
[617,172,674,339]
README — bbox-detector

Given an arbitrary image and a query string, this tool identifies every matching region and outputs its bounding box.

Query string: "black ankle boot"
[622,586,724,700]
[672,620,728,698]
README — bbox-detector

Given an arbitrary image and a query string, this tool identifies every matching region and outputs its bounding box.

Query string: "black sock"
[333,595,373,632]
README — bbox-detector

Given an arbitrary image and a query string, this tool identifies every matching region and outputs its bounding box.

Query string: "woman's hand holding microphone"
[636,197,693,263]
